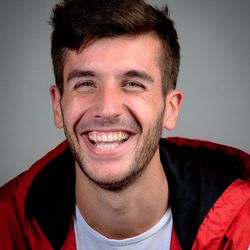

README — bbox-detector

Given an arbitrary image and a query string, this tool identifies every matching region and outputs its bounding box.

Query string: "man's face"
[51,33,182,191]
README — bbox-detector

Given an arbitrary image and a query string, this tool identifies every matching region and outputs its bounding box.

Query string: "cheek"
[126,96,164,128]
[61,96,88,128]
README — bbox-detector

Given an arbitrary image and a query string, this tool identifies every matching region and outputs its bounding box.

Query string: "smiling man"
[0,0,249,249]
[51,33,179,193]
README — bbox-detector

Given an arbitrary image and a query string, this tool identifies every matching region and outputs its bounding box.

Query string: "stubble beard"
[63,109,165,192]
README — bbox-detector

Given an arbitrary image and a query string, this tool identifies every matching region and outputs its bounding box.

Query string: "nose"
[93,85,123,119]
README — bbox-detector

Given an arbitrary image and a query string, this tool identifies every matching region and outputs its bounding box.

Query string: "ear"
[50,85,64,128]
[163,89,183,130]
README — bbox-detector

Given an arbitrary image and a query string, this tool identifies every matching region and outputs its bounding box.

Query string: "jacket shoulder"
[160,137,250,249]
[0,141,69,208]
[221,181,250,249]
[193,179,250,249]
[0,173,29,249]
[0,141,69,249]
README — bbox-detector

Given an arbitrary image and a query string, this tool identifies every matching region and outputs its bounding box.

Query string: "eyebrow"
[66,69,154,83]
[123,70,154,83]
[66,70,96,82]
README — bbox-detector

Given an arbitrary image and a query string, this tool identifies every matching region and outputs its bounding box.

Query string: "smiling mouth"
[88,131,130,150]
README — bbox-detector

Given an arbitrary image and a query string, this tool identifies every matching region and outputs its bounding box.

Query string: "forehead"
[63,33,163,79]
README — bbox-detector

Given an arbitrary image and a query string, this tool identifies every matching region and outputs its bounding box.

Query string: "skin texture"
[50,33,182,239]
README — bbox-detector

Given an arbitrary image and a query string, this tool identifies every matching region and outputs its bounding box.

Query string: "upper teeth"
[88,131,129,143]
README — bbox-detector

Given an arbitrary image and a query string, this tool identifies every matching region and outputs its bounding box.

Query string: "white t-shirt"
[74,206,173,250]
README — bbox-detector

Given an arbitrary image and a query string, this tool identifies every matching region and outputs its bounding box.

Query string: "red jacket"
[0,137,249,249]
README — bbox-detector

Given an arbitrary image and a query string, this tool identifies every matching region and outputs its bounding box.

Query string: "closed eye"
[123,81,145,90]
[74,81,95,89]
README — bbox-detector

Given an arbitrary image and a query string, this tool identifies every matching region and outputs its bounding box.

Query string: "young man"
[0,0,249,249]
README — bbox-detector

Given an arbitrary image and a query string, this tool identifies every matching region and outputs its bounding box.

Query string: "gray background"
[0,0,249,185]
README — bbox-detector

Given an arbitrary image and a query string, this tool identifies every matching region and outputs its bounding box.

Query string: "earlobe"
[50,85,64,128]
[163,89,183,131]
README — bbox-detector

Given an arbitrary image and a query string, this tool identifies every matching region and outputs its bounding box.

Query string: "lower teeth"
[96,142,119,150]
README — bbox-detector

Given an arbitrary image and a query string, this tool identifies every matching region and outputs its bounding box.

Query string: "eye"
[74,81,95,89]
[123,81,145,91]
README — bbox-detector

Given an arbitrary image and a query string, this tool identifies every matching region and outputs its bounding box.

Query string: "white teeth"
[102,134,107,142]
[108,134,113,141]
[98,135,102,142]
[88,131,129,150]
[96,142,119,150]
[89,134,94,141]
[88,131,129,143]
[118,132,122,141]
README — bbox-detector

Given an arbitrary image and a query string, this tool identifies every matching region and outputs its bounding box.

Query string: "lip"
[81,130,135,158]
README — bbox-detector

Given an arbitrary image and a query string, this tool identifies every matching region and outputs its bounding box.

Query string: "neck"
[75,150,168,239]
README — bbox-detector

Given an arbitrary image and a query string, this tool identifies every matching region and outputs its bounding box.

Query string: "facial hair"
[63,108,165,192]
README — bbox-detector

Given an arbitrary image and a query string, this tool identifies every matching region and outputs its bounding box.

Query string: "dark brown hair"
[50,0,180,94]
